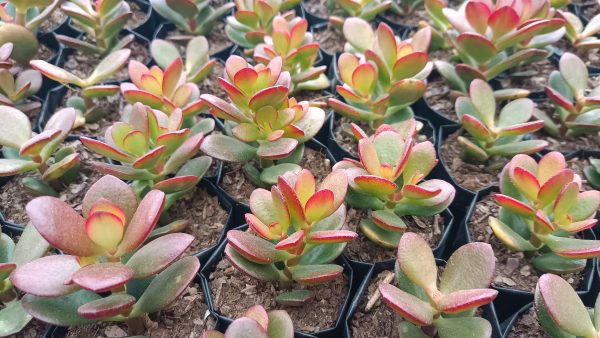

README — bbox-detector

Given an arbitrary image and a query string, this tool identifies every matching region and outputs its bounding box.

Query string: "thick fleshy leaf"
[306,230,357,244]
[21,290,100,326]
[86,49,131,85]
[224,245,282,282]
[436,289,498,313]
[537,169,575,208]
[379,283,434,326]
[440,242,495,293]
[29,60,84,86]
[70,263,133,293]
[305,189,334,223]
[117,190,165,254]
[540,235,600,259]
[81,175,138,221]
[256,138,298,160]
[457,33,496,64]
[434,317,492,338]
[267,310,294,338]
[80,137,133,163]
[77,293,136,320]
[224,317,268,338]
[398,232,438,294]
[10,255,80,297]
[469,79,495,126]
[152,176,199,194]
[559,52,588,98]
[0,301,32,336]
[289,264,343,285]
[85,211,124,253]
[126,233,193,278]
[489,217,537,251]
[227,230,289,264]
[0,105,31,149]
[371,209,406,232]
[200,134,257,162]
[354,175,398,197]
[0,159,38,176]
[495,194,535,218]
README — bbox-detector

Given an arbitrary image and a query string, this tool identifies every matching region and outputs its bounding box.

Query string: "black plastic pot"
[301,2,329,27]
[344,258,503,338]
[460,186,597,321]
[499,302,533,337]
[36,32,66,98]
[153,22,236,61]
[200,228,354,337]
[127,0,159,40]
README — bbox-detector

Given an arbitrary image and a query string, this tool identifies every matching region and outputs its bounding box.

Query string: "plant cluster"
[333,123,455,248]
[150,0,235,35]
[329,18,431,126]
[0,43,42,114]
[203,305,294,338]
[491,151,600,273]
[9,175,200,335]
[225,169,356,303]
[150,36,216,84]
[200,55,325,186]
[557,10,600,50]
[328,0,392,28]
[380,232,498,337]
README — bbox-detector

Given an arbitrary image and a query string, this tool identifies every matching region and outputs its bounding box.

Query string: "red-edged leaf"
[85,211,125,253]
[354,175,398,197]
[379,283,434,326]
[465,1,491,34]
[537,169,575,207]
[18,130,61,157]
[227,230,284,264]
[275,230,304,254]
[306,230,357,244]
[81,175,138,221]
[10,255,80,297]
[126,233,194,278]
[436,289,498,314]
[403,184,441,199]
[277,176,305,224]
[78,294,136,320]
[162,58,183,97]
[116,190,165,254]
[81,137,133,163]
[545,86,576,113]
[249,86,288,111]
[152,175,199,194]
[69,263,133,293]
[256,138,298,160]
[304,189,334,223]
[132,146,166,169]
[289,264,343,285]
[495,194,535,218]
[246,213,279,240]
[512,167,540,202]
[488,6,519,39]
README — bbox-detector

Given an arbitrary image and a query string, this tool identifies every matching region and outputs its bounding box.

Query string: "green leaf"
[469,80,496,126]
[86,49,131,85]
[379,283,435,326]
[0,301,32,336]
[359,218,401,249]
[267,310,294,337]
[200,134,257,162]
[0,105,30,149]
[487,140,548,156]
[397,232,438,294]
[259,163,301,185]
[11,225,49,266]
[440,242,495,293]
[21,290,101,326]
[126,233,194,278]
[224,245,283,282]
[275,290,314,306]
[559,52,588,99]
[531,252,586,274]
[434,317,492,338]
[0,233,14,263]
[489,217,537,252]
[399,321,429,338]
[497,98,534,127]
[176,156,212,178]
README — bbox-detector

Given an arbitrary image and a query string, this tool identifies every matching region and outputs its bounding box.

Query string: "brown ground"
[304,0,329,17]
[39,9,66,33]
[125,0,148,30]
[424,76,457,122]
[198,62,227,100]
[314,25,345,55]
[498,59,555,93]
[37,42,56,62]
[381,8,429,27]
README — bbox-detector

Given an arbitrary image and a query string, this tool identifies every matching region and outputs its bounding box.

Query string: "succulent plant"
[389,0,423,16]
[332,123,455,248]
[379,232,498,337]
[9,175,200,335]
[538,52,600,137]
[557,10,600,49]
[203,305,294,338]
[0,43,42,114]
[0,0,62,63]
[0,106,80,196]
[150,36,216,84]
[225,0,298,51]
[56,0,134,55]
[150,0,234,35]
[80,102,213,210]
[535,273,600,337]
[225,169,356,303]
[328,0,392,28]
[434,0,565,93]
[253,16,330,93]
[30,49,131,127]
[121,58,206,120]
[490,151,600,274]
[0,225,48,336]
[454,79,548,163]
[200,55,325,187]
[584,158,600,190]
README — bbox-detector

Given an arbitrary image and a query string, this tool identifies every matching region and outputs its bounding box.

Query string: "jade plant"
[433,0,565,93]
[121,58,205,120]
[150,36,216,84]
[9,175,200,335]
[557,10,600,50]
[329,18,431,127]
[490,151,600,273]
[454,79,548,163]
[225,0,298,51]
[0,43,42,114]
[200,55,325,187]
[203,305,294,338]
[380,232,498,337]
[57,0,134,55]
[535,273,600,337]
[81,102,213,210]
[332,124,455,248]
[584,158,600,190]
[0,106,80,196]
[540,52,600,137]
[253,16,330,93]
[328,0,392,28]
[150,0,234,35]
[225,169,356,303]
[30,49,131,127]
[0,225,48,336]
[0,0,62,64]
[389,0,422,16]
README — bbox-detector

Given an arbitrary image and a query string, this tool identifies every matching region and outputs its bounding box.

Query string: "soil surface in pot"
[198,62,228,100]
[125,0,148,29]
[381,9,429,27]
[169,187,228,255]
[440,129,503,192]
[556,39,600,68]
[468,194,584,292]
[220,147,331,203]
[165,22,231,57]
[507,306,549,338]
[63,39,150,81]
[314,25,345,55]
[583,5,600,20]
[60,87,124,138]
[0,140,104,226]
[65,283,216,338]
[208,257,348,333]
[424,76,457,122]
[304,0,329,17]
[567,156,595,191]
[6,319,48,338]
[498,59,555,93]
[37,42,56,62]
[294,90,333,106]
[39,9,66,33]
[344,208,444,263]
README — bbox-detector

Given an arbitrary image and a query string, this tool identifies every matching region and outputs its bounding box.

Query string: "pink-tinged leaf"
[498,120,545,136]
[403,184,441,199]
[436,289,498,314]
[358,138,381,175]
[224,317,268,338]
[398,233,438,294]
[465,1,491,34]
[152,176,199,194]
[306,230,357,244]
[128,60,149,87]
[69,263,133,293]
[19,129,60,157]
[233,67,258,95]
[489,217,537,252]
[457,33,497,64]
[495,194,535,218]
[80,137,133,163]
[354,175,398,197]
[126,233,194,278]
[82,85,120,98]
[246,213,279,240]
[553,182,579,221]
[275,177,305,225]
[201,94,247,123]
[319,170,348,211]
[545,86,576,114]
[350,123,368,140]
[225,55,249,80]
[488,6,519,39]
[511,167,540,202]
[26,197,98,256]
[256,138,298,160]
[371,209,407,232]
[461,114,493,142]
[81,175,138,221]
[10,255,80,297]
[292,169,316,207]
[540,235,600,259]
[132,146,166,170]
[537,152,566,184]
[351,63,377,97]
[275,230,304,254]
[439,242,495,293]
[304,189,334,223]
[117,190,165,254]
[536,274,597,338]
[379,283,434,326]
[289,264,343,285]
[29,60,84,86]
[78,294,136,320]
[228,230,290,264]
[249,86,288,111]
[337,53,359,85]
[162,58,183,98]
[392,52,428,81]
[534,210,556,233]
[121,84,163,108]
[85,211,125,253]
[163,133,204,174]
[561,219,598,233]
[245,305,269,332]
[537,169,575,207]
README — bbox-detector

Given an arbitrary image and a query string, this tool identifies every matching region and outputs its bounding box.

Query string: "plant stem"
[14,10,26,26]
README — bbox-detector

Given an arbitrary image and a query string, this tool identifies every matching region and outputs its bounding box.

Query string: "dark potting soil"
[169,187,228,255]
[567,156,595,191]
[344,207,444,263]
[63,39,150,81]
[37,42,56,62]
[5,319,48,338]
[38,9,66,33]
[0,140,104,226]
[165,21,231,57]
[293,90,333,106]
[208,257,348,333]
[440,129,502,191]
[499,59,555,93]
[382,8,429,27]
[583,5,600,20]
[424,76,457,122]
[304,0,330,17]
[507,306,549,338]
[349,270,403,338]
[468,194,584,292]
[198,62,227,100]
[556,39,600,68]
[65,283,216,338]
[314,25,345,55]
[220,147,331,203]
[125,0,148,30]
[60,87,124,138]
